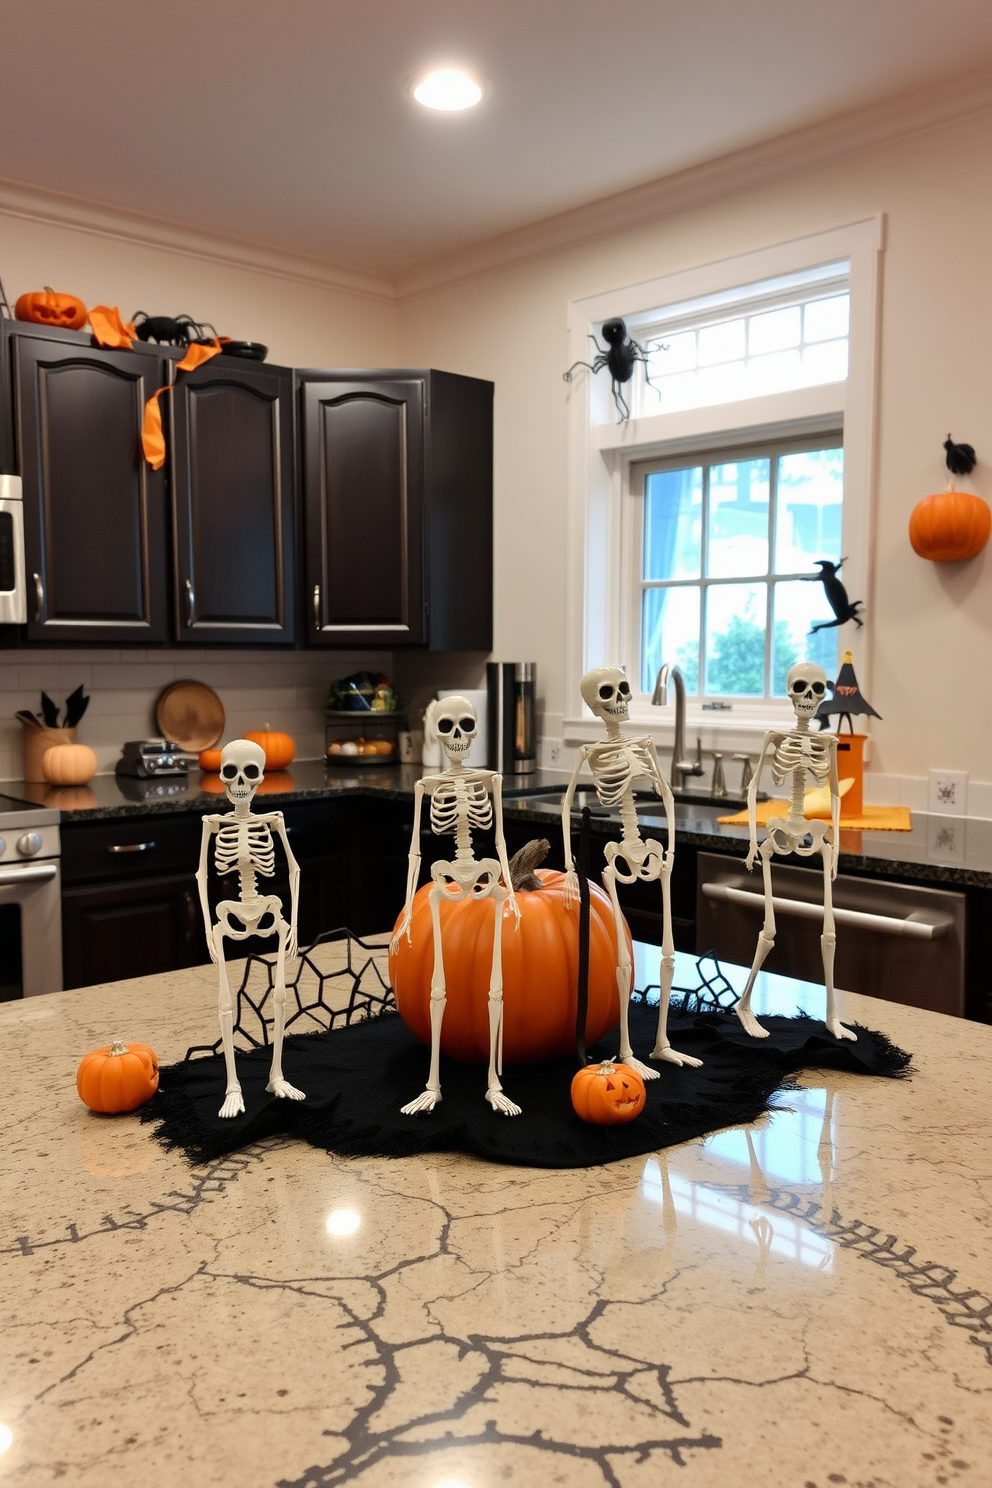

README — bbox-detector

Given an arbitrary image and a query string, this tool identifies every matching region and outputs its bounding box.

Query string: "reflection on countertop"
[2,947,989,1486]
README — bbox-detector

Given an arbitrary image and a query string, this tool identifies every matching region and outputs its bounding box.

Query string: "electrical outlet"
[928,769,969,817]
[547,738,563,766]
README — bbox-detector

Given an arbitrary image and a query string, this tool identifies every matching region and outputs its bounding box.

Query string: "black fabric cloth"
[142,1002,911,1168]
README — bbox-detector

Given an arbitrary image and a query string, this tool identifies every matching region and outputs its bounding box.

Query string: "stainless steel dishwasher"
[696,851,965,1016]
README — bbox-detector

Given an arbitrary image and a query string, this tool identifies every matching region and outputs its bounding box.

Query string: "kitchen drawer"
[61,814,204,885]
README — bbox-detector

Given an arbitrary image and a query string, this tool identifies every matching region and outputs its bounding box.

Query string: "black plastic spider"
[563,317,659,422]
[131,311,217,347]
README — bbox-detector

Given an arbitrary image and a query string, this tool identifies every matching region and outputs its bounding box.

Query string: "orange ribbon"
[88,304,137,349]
[141,342,223,469]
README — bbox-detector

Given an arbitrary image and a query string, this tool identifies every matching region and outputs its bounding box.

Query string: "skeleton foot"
[650,1044,703,1069]
[218,1087,246,1119]
[826,1018,857,1042]
[486,1086,522,1116]
[401,1088,441,1115]
[620,1053,660,1081]
[735,1003,771,1039]
[266,1076,305,1101]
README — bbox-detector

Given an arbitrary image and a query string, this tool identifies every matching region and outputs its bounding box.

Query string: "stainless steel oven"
[0,796,61,999]
[696,850,965,1017]
[0,474,27,625]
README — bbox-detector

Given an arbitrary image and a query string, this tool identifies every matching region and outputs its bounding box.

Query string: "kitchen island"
[1,948,989,1487]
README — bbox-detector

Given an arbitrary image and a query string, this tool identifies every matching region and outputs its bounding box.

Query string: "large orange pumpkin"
[389,840,625,1065]
[909,489,991,562]
[76,1041,160,1113]
[198,748,223,771]
[571,1060,646,1125]
[15,286,88,330]
[42,742,97,786]
[244,729,295,771]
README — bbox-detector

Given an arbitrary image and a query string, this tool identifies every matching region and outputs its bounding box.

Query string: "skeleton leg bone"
[735,837,777,1038]
[603,860,658,1080]
[214,923,245,1119]
[401,880,448,1114]
[266,912,306,1101]
[821,841,856,1040]
[650,853,702,1068]
[485,883,521,1115]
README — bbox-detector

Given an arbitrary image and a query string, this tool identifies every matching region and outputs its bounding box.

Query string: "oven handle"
[107,842,156,854]
[0,863,58,886]
[701,882,950,939]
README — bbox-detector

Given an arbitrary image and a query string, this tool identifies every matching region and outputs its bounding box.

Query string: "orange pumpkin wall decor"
[15,287,88,331]
[76,1041,160,1113]
[570,1060,646,1125]
[909,436,990,563]
[389,839,625,1065]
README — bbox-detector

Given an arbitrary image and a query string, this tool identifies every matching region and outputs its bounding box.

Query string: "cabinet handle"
[185,577,196,627]
[32,572,43,623]
[700,882,950,939]
[312,583,321,632]
[107,841,156,854]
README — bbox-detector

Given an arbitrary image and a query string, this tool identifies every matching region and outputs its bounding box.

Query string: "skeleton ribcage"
[429,777,493,837]
[213,818,276,876]
[589,740,653,806]
[769,733,830,788]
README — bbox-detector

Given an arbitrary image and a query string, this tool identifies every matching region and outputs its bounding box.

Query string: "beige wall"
[396,108,992,794]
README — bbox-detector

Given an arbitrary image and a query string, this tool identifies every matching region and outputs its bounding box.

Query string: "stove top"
[0,794,59,830]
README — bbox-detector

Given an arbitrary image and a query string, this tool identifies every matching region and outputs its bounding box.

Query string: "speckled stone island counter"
[2,945,989,1488]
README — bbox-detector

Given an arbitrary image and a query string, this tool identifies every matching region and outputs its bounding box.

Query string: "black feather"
[944,435,977,478]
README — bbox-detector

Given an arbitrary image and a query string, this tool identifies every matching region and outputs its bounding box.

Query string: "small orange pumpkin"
[909,488,991,563]
[198,748,223,771]
[42,742,97,786]
[244,728,295,771]
[571,1060,646,1125]
[15,286,88,331]
[76,1041,160,1113]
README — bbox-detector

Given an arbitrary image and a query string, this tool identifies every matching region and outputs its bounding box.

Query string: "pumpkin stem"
[108,1040,130,1056]
[507,837,551,891]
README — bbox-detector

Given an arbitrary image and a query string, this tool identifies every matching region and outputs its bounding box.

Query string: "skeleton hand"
[507,890,522,929]
[563,870,580,909]
[390,916,413,956]
[745,843,759,872]
[286,928,299,961]
[206,933,220,966]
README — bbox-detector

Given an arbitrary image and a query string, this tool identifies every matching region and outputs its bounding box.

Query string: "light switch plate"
[928,769,969,816]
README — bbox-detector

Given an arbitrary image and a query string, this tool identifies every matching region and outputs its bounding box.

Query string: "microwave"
[0,474,26,625]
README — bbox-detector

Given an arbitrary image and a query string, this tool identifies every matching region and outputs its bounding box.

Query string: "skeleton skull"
[786,662,827,721]
[580,665,631,723]
[432,696,478,760]
[219,738,266,804]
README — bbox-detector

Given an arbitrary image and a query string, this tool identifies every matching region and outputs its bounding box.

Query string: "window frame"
[562,216,882,748]
[623,430,845,704]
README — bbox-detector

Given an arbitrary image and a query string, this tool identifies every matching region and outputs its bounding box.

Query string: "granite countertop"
[2,949,989,1486]
[3,763,990,888]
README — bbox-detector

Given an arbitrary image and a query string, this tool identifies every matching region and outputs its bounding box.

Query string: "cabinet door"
[15,334,170,643]
[301,377,425,646]
[171,361,295,645]
[62,871,202,989]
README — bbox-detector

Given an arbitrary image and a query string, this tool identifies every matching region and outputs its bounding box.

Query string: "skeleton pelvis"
[604,838,664,884]
[430,857,502,900]
[766,816,830,857]
[216,896,284,939]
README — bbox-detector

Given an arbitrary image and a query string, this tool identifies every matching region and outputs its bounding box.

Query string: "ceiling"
[2,0,992,285]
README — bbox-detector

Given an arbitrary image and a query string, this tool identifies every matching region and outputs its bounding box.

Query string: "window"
[633,435,845,699]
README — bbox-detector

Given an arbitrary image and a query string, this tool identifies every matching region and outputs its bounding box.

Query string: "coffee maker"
[487,663,536,775]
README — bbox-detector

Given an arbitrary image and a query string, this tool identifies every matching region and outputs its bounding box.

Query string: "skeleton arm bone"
[268,811,300,957]
[644,739,677,865]
[490,772,520,927]
[827,735,841,881]
[560,750,589,909]
[392,780,426,950]
[745,736,776,871]
[195,815,220,963]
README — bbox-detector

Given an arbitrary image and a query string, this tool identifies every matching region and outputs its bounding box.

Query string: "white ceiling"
[2,0,992,283]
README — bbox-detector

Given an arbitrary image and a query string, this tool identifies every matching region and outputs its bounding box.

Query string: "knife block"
[21,723,76,782]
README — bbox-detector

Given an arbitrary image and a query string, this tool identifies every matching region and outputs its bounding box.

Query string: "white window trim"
[563,216,884,758]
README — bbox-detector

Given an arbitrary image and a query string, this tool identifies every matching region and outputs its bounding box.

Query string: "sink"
[509,787,752,817]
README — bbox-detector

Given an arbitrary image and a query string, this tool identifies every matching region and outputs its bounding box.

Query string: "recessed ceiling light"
[412,69,483,111]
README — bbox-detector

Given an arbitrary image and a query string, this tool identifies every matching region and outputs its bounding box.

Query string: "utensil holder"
[21,724,76,782]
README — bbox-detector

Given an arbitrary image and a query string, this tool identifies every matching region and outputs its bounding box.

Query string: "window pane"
[801,339,848,385]
[704,583,767,695]
[706,458,770,577]
[774,447,843,573]
[641,586,700,695]
[698,318,745,365]
[804,293,849,343]
[649,329,696,373]
[643,468,702,580]
[748,305,800,355]
[771,581,840,695]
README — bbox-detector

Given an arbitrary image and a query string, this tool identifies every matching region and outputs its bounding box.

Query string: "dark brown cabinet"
[298,368,492,650]
[11,325,171,643]
[170,357,295,645]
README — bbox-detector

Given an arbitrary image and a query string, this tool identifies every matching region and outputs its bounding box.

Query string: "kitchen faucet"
[651,662,705,788]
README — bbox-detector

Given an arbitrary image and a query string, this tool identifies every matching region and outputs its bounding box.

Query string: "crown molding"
[0,175,395,304]
[396,64,992,300]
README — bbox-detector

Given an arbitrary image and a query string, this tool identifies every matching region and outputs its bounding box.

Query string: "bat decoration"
[563,318,659,422]
[805,558,864,634]
[944,434,977,477]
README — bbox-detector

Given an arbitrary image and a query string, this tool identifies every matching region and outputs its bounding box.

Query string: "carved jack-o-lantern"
[570,1060,646,1125]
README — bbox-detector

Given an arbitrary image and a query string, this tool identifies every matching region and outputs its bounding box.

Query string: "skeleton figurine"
[561,666,702,1078]
[391,696,522,1116]
[735,662,855,1043]
[195,739,305,1118]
